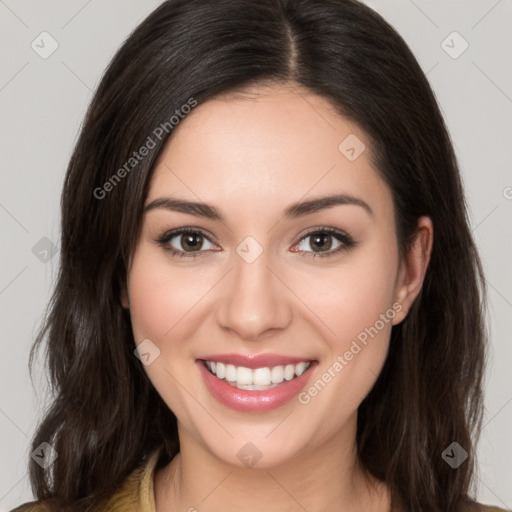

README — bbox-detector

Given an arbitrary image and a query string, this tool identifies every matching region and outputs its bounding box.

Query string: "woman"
[12,0,509,511]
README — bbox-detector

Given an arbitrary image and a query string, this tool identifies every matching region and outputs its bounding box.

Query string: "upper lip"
[198,353,315,369]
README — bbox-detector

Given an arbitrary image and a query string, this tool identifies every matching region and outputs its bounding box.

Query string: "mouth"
[196,355,318,412]
[201,359,313,391]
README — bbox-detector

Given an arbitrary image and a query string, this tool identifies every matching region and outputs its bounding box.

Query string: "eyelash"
[155,226,357,260]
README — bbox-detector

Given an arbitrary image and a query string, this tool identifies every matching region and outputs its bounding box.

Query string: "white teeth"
[236,366,253,385]
[216,362,225,379]
[253,367,272,386]
[295,362,309,376]
[225,364,237,382]
[270,365,284,383]
[284,364,295,380]
[204,360,312,389]
[226,380,280,390]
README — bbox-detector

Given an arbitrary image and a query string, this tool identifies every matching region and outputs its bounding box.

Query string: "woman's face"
[122,83,430,468]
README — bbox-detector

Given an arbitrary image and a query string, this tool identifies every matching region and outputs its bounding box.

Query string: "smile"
[196,355,317,412]
[203,360,312,390]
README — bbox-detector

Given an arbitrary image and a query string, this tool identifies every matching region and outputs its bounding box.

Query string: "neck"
[154,418,390,512]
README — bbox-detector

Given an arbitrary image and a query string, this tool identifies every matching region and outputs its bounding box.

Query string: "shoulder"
[10,448,163,512]
[460,500,511,512]
[98,448,161,511]
[480,506,511,512]
[10,504,52,512]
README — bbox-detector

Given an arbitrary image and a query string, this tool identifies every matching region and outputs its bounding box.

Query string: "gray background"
[1,0,511,509]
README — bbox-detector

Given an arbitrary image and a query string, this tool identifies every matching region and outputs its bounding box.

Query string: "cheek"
[127,266,173,343]
[297,237,399,345]
[294,246,398,421]
[127,247,210,342]
[126,248,207,413]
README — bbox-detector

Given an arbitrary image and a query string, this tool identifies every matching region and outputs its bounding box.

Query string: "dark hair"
[26,0,487,510]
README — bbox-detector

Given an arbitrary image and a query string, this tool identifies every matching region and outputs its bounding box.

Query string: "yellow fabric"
[10,450,512,512]
[11,449,161,512]
[98,448,160,511]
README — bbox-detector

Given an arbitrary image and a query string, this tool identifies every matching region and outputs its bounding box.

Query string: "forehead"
[146,84,393,221]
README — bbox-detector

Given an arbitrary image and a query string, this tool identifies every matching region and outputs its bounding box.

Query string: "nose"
[215,246,293,342]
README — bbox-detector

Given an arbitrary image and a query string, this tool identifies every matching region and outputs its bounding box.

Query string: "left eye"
[292,229,353,257]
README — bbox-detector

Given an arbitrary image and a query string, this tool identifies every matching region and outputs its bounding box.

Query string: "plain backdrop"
[1,0,511,510]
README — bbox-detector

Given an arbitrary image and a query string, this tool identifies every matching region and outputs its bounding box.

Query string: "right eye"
[156,228,218,258]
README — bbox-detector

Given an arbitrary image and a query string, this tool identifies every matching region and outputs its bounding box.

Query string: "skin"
[121,83,433,512]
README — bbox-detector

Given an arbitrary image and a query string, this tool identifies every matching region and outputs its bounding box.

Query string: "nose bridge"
[215,237,292,340]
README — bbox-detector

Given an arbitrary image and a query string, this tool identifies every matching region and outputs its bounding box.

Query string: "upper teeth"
[205,361,311,387]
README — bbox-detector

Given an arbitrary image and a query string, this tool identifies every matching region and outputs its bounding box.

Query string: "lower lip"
[197,360,317,412]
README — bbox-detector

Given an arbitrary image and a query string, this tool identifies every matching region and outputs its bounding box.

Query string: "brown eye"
[156,228,216,257]
[178,232,205,252]
[293,228,356,258]
[308,232,334,252]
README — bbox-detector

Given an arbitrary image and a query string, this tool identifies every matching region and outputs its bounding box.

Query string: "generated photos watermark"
[298,302,403,405]
[93,97,197,200]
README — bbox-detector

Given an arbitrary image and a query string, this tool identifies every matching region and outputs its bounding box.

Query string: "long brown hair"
[25,0,487,510]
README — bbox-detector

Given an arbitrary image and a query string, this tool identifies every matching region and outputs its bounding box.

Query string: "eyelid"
[157,226,218,242]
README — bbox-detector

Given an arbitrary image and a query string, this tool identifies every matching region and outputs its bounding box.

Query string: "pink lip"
[198,353,313,369]
[196,359,317,413]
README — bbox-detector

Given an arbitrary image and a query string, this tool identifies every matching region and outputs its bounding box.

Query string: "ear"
[120,281,130,309]
[392,216,433,325]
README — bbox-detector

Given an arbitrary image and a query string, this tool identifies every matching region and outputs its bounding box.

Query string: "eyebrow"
[144,193,374,221]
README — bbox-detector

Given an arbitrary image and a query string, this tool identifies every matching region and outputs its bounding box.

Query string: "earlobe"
[392,216,433,325]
